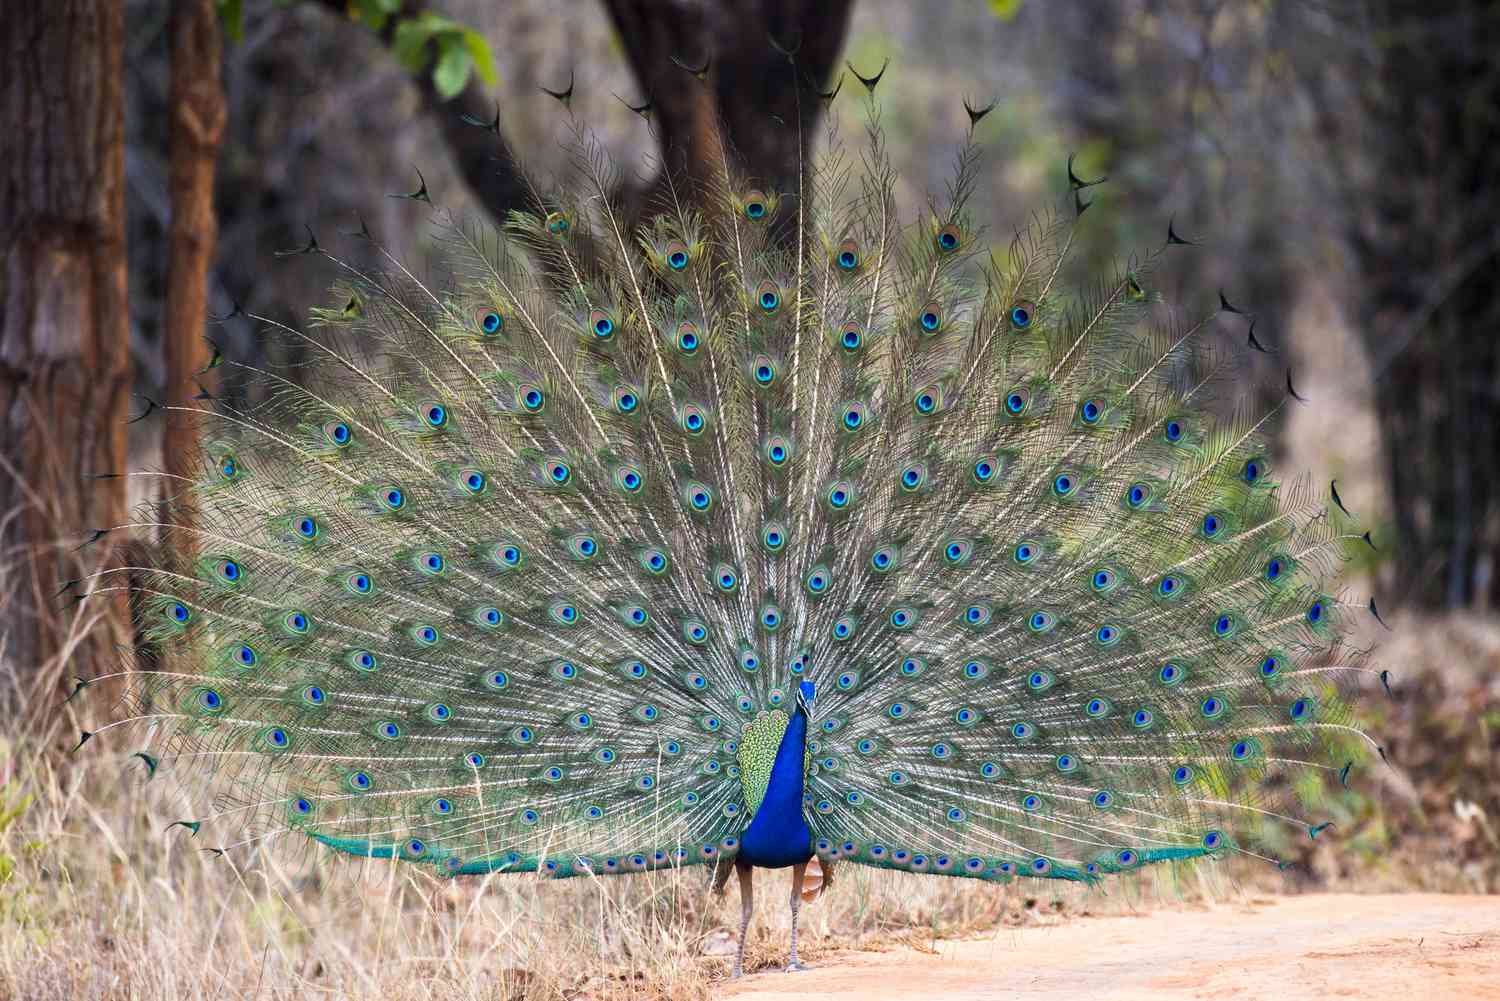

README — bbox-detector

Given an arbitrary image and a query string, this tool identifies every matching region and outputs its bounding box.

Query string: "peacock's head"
[795,680,816,716]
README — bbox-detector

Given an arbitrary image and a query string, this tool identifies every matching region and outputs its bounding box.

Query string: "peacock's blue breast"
[737,706,813,868]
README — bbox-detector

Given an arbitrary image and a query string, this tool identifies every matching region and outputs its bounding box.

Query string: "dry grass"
[3,602,1494,1001]
[9,672,1493,1001]
[0,727,1257,1001]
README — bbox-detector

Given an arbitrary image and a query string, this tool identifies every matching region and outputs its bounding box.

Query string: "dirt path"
[724,894,1498,1001]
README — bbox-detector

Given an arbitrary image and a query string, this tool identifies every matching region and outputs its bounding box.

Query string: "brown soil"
[724,894,1499,1000]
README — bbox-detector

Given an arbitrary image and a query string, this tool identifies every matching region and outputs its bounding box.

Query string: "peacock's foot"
[730,966,743,980]
[784,960,811,972]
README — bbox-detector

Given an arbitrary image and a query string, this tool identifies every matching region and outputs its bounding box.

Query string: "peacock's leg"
[711,856,734,897]
[732,861,754,979]
[785,861,810,972]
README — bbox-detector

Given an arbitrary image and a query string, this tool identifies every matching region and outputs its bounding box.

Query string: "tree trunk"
[602,0,854,214]
[311,0,852,235]
[0,1,132,711]
[162,0,226,563]
[1054,2,1293,425]
[1351,1,1500,611]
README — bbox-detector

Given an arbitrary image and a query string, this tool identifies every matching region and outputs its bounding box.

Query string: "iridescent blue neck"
[738,705,813,868]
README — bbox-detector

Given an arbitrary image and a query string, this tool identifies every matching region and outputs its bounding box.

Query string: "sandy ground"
[724,894,1499,1001]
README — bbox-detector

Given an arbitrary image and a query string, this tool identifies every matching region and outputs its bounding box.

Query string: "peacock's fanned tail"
[91,85,1377,884]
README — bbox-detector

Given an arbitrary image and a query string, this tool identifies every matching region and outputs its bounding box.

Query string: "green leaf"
[215,0,244,42]
[355,7,496,95]
[348,0,374,19]
[350,0,401,25]
[461,29,498,87]
[432,36,474,99]
[392,18,437,74]
[987,0,1024,20]
[406,12,460,35]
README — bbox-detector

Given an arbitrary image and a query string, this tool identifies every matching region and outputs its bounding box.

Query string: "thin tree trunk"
[0,1,132,711]
[1349,0,1500,611]
[162,0,226,564]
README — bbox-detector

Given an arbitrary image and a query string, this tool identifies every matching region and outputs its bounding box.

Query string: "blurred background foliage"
[118,0,1499,608]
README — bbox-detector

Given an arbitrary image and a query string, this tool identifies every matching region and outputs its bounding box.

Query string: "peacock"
[74,64,1382,979]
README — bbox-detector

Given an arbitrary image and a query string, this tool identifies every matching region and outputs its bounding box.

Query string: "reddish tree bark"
[0,1,132,708]
[162,0,226,563]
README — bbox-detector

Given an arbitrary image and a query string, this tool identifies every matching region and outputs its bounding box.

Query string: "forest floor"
[725,894,1499,1001]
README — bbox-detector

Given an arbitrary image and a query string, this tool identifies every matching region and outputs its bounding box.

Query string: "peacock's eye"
[840,401,868,432]
[835,238,860,271]
[756,280,781,313]
[322,421,351,446]
[743,190,769,220]
[472,305,504,335]
[919,302,943,333]
[679,403,707,435]
[518,385,545,413]
[839,320,863,352]
[613,386,639,414]
[751,355,777,387]
[764,434,791,467]
[588,309,615,340]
